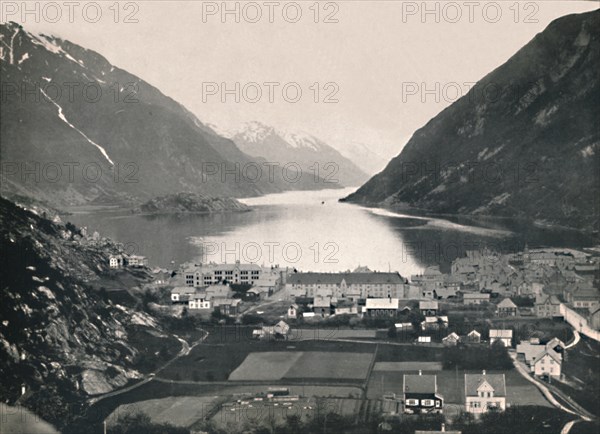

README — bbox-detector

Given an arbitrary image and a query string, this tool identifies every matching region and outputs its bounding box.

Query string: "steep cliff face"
[343,10,599,232]
[0,197,179,428]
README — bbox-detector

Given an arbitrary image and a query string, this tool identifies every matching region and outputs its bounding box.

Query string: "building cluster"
[386,370,506,417]
[410,247,599,329]
[283,268,420,319]
[171,284,241,316]
[516,337,565,378]
[169,261,285,317]
[108,254,149,269]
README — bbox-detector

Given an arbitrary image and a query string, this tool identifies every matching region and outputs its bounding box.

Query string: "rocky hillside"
[231,121,369,187]
[0,197,179,429]
[0,22,329,207]
[343,10,599,232]
[135,192,250,214]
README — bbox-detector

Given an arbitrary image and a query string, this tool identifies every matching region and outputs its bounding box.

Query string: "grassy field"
[229,352,304,381]
[284,352,373,380]
[210,397,360,432]
[553,336,600,416]
[373,361,443,371]
[159,337,376,382]
[290,328,377,340]
[375,344,445,362]
[105,396,221,428]
[229,351,373,381]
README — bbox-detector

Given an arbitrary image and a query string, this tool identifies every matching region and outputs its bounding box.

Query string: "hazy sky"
[4,1,598,159]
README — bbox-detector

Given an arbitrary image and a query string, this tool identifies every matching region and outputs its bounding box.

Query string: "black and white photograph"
[1,1,599,433]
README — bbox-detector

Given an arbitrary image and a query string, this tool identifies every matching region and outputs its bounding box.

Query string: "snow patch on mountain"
[39,88,115,166]
[283,131,322,151]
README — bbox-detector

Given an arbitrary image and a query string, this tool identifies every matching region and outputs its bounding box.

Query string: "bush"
[241,314,265,325]
[108,413,189,434]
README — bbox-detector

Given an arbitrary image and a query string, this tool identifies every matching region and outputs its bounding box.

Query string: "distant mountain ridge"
[0,22,333,206]
[231,121,370,187]
[343,10,600,232]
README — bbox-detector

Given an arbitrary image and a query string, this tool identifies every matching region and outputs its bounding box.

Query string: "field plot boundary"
[373,362,442,371]
[106,396,220,428]
[229,352,304,381]
[284,351,374,380]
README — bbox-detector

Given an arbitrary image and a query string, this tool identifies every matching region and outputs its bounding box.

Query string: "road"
[88,328,209,405]
[565,329,581,350]
[151,376,365,391]
[509,349,594,434]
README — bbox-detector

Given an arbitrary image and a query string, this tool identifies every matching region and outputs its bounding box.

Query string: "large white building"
[180,261,266,287]
[286,272,407,300]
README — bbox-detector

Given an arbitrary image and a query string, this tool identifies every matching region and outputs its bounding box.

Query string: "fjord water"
[68,188,595,275]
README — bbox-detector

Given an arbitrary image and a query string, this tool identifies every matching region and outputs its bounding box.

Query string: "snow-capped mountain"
[0,23,332,206]
[231,121,369,187]
[336,142,389,176]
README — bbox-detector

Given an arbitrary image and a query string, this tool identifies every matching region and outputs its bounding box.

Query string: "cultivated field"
[229,352,304,381]
[373,361,443,371]
[105,396,221,428]
[284,352,373,380]
[290,328,377,340]
[229,351,374,381]
[210,397,360,432]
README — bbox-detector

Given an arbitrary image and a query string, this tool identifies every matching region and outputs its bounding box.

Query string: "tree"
[387,325,397,338]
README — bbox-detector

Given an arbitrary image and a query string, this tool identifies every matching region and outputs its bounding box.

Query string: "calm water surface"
[67,188,595,276]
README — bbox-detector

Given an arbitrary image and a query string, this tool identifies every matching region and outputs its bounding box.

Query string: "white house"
[189,293,211,310]
[127,255,148,267]
[364,298,399,317]
[442,332,460,346]
[464,371,506,415]
[287,304,299,319]
[463,293,490,305]
[533,348,562,378]
[489,329,513,347]
[109,255,124,269]
[171,286,196,303]
[467,330,481,343]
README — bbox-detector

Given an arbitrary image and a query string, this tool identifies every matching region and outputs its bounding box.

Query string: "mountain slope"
[343,10,599,232]
[231,121,370,187]
[337,141,389,176]
[0,197,180,429]
[0,22,327,206]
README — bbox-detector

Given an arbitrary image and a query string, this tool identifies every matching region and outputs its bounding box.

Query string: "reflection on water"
[67,188,595,275]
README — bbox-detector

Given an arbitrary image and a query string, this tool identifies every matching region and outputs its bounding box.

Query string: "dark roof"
[464,373,506,397]
[403,374,437,394]
[288,272,403,285]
